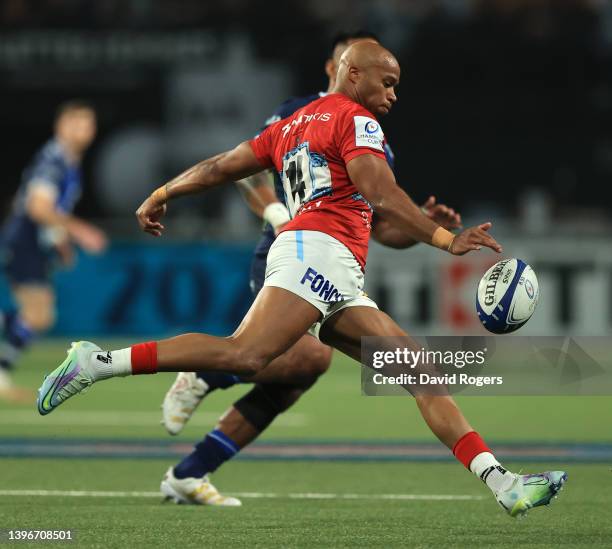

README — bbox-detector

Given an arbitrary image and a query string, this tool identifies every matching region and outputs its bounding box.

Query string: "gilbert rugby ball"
[476,258,539,334]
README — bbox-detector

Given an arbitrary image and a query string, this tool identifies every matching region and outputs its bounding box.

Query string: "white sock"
[110,348,132,377]
[470,452,515,493]
[90,348,132,378]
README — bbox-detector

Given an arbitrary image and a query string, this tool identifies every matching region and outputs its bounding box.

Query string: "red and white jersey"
[248,93,387,269]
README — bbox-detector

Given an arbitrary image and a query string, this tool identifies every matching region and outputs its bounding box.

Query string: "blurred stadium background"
[1,1,611,547]
[2,0,612,337]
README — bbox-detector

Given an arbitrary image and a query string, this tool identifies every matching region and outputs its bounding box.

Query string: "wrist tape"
[263,202,290,230]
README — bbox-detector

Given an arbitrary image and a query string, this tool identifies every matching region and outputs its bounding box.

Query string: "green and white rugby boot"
[37,341,111,415]
[496,471,567,517]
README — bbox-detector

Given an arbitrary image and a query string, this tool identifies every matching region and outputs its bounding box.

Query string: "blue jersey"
[250,93,395,295]
[2,138,82,252]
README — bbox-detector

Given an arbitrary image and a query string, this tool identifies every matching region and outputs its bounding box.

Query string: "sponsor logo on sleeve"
[354,116,384,151]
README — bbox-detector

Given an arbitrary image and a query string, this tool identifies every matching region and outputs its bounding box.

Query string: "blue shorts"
[2,233,53,285]
[1,216,55,285]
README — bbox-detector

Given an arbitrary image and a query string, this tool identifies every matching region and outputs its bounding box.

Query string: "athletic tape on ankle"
[131,341,158,375]
[452,431,491,470]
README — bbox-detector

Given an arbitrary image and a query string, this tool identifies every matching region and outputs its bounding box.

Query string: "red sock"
[452,431,491,470]
[131,342,158,375]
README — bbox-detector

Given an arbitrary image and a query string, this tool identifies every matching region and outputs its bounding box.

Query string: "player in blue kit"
[157,33,462,505]
[0,101,107,401]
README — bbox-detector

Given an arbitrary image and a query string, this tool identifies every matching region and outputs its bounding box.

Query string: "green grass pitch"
[1,340,611,548]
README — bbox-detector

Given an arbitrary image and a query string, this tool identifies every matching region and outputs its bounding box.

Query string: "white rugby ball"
[476,258,539,334]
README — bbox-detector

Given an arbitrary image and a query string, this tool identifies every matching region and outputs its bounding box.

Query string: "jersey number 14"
[281,142,331,217]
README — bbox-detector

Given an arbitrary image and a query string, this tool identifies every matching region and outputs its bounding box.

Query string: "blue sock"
[0,310,34,370]
[195,371,241,390]
[173,429,239,479]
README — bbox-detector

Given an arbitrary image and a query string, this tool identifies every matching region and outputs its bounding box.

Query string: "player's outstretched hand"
[70,220,108,254]
[136,196,167,237]
[422,195,462,230]
[450,222,502,255]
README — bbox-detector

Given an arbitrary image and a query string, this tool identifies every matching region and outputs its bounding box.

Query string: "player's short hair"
[55,99,95,121]
[329,30,380,58]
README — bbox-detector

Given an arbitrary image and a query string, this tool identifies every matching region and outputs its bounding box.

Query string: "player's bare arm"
[26,186,107,253]
[372,196,462,249]
[235,171,290,234]
[136,141,264,237]
[347,154,502,255]
[235,171,277,218]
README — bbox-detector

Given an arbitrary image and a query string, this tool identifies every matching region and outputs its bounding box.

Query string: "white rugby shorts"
[264,230,378,334]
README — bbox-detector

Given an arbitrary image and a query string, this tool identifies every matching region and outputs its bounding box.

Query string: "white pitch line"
[0,410,308,428]
[0,489,484,501]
